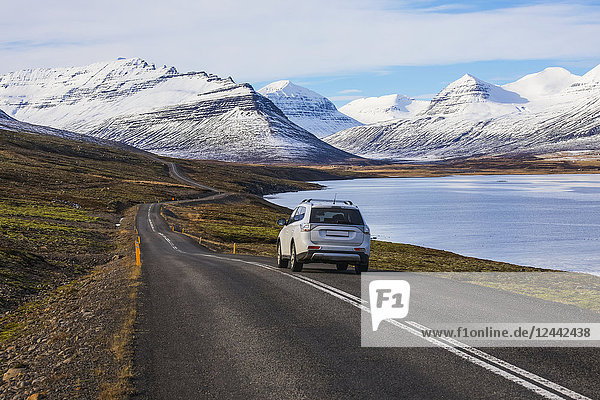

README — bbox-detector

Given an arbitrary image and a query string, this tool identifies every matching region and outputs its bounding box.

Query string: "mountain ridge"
[0,58,355,164]
[325,64,600,160]
[257,80,361,138]
[0,108,13,120]
[421,74,528,118]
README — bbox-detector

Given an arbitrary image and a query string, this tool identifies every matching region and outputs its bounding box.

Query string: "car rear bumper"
[297,250,369,265]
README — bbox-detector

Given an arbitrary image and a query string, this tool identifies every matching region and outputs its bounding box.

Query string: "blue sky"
[254,59,600,108]
[386,0,600,12]
[1,0,600,108]
[249,0,600,106]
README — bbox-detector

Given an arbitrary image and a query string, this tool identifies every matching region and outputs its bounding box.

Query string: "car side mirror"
[277,218,287,226]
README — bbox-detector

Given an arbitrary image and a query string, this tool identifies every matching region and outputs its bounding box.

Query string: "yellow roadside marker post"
[233,243,236,254]
[199,237,202,245]
[135,240,141,267]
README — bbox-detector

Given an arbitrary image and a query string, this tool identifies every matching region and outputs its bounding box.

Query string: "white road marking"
[141,206,592,400]
[147,205,156,232]
[405,321,591,400]
[246,264,585,400]
[157,232,179,251]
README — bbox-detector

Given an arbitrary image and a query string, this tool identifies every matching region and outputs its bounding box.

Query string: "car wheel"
[336,263,348,271]
[277,242,288,268]
[355,262,368,275]
[289,243,303,272]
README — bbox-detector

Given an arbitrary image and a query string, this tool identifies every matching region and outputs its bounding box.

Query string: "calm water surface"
[264,174,600,274]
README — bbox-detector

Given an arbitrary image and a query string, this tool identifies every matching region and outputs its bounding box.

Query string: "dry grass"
[164,196,600,314]
[162,195,541,272]
[98,207,140,400]
[313,155,600,178]
[162,195,289,257]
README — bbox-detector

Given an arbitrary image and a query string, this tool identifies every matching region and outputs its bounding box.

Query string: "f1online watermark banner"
[361,272,600,347]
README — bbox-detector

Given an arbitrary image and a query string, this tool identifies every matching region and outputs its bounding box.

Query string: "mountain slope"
[88,86,356,163]
[422,74,528,119]
[0,59,355,164]
[503,67,579,101]
[257,80,361,138]
[0,108,13,120]
[339,94,428,124]
[325,68,600,160]
[0,107,113,144]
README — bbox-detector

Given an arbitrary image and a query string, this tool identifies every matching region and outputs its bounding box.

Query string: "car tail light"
[300,223,313,232]
[308,246,321,250]
[354,248,365,252]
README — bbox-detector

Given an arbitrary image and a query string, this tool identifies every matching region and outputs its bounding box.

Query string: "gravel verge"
[0,208,139,399]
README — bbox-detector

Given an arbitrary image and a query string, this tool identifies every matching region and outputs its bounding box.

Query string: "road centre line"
[142,207,590,400]
[243,261,588,400]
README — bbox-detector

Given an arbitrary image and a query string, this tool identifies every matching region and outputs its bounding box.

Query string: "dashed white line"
[246,262,587,400]
[147,205,156,232]
[140,207,591,400]
[157,232,179,251]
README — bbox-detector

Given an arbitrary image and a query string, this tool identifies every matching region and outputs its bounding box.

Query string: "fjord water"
[265,174,600,274]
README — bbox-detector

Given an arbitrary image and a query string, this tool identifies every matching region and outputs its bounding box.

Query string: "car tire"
[336,263,348,271]
[355,262,368,275]
[289,243,303,272]
[277,242,288,268]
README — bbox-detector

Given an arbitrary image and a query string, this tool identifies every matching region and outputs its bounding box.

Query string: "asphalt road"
[133,203,600,399]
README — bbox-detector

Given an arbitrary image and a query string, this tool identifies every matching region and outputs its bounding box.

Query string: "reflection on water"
[265,174,600,275]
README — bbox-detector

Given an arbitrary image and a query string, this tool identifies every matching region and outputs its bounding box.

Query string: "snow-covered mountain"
[339,94,428,124]
[566,64,600,95]
[0,107,124,145]
[257,80,360,138]
[0,108,13,120]
[0,58,355,164]
[325,66,600,160]
[503,67,579,100]
[422,74,528,119]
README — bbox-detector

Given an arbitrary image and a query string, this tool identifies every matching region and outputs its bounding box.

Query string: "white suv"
[276,199,371,274]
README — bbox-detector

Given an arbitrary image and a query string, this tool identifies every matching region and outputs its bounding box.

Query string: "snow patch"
[503,67,580,100]
[339,94,428,124]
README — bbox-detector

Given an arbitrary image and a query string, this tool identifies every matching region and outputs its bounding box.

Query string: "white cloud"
[339,89,363,94]
[1,1,600,82]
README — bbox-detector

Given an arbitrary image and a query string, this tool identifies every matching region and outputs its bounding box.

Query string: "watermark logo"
[369,280,410,331]
[362,272,600,347]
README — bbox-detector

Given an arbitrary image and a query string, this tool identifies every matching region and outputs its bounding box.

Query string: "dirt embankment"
[0,207,139,399]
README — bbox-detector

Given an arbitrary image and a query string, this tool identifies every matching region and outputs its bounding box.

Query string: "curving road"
[132,200,600,399]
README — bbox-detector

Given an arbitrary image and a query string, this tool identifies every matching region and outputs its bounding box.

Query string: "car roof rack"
[301,198,354,205]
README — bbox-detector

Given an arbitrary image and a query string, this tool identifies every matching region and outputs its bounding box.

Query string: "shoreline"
[264,172,600,276]
[307,153,600,182]
[162,194,600,316]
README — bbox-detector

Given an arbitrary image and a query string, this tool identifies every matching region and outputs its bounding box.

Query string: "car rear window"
[309,207,364,225]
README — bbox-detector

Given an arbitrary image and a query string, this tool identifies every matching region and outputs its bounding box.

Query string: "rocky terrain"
[0,204,138,400]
